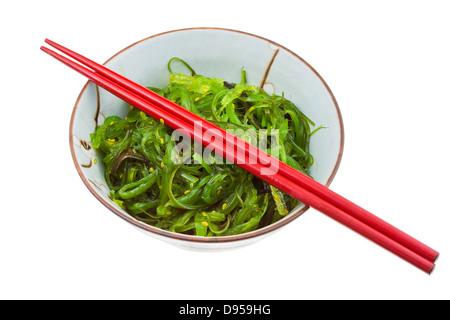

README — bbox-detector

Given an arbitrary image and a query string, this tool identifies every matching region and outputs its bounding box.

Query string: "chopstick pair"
[41,39,439,274]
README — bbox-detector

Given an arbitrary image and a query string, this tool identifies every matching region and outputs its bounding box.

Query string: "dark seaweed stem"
[259,48,280,91]
[94,85,101,128]
[223,81,235,89]
[110,148,147,175]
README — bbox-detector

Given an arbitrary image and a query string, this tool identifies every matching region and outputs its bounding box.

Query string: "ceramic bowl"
[70,28,344,251]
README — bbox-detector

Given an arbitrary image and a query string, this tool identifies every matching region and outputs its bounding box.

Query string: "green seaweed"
[90,58,321,236]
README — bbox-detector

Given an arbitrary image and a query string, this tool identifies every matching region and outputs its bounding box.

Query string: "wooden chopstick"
[41,43,437,273]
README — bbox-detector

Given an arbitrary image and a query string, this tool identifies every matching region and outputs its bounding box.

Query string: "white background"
[1,0,449,300]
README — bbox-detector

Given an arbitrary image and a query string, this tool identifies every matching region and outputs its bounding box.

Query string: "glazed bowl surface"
[70,28,344,250]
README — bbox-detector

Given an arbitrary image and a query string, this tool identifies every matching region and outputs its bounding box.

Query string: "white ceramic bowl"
[70,28,344,250]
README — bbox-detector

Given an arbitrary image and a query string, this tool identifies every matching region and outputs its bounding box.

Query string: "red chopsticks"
[41,39,439,274]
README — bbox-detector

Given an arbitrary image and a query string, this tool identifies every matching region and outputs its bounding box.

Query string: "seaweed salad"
[90,58,320,236]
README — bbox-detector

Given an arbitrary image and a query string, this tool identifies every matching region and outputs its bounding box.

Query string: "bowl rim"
[69,27,345,244]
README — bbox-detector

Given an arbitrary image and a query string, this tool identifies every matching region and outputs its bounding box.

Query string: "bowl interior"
[70,28,343,242]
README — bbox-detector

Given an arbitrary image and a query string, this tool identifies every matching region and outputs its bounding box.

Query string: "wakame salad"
[90,58,320,236]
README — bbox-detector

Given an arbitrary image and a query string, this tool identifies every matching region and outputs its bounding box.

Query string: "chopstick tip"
[40,46,50,53]
[428,264,436,275]
[432,252,440,263]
